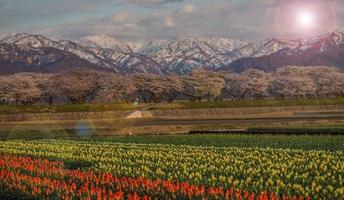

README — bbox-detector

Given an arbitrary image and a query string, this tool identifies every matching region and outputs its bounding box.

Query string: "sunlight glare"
[298,10,314,27]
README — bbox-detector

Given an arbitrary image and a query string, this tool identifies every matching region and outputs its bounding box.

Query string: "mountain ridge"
[1,32,344,74]
[220,32,344,72]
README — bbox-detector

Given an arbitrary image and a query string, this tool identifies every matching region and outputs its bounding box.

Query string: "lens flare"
[276,0,336,38]
[75,120,96,138]
[298,11,314,27]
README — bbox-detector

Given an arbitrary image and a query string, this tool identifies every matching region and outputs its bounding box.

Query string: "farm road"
[1,112,344,133]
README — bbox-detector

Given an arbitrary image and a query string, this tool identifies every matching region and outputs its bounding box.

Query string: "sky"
[0,0,343,41]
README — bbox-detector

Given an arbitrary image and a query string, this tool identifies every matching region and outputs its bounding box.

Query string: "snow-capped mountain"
[140,37,247,74]
[0,33,117,70]
[1,33,62,48]
[1,32,344,75]
[78,35,146,53]
[86,47,163,74]
[201,37,248,53]
[308,32,344,47]
[0,33,8,41]
[0,33,163,74]
[0,42,104,74]
[230,38,303,59]
[78,35,133,53]
[221,32,344,72]
[138,39,169,55]
[126,40,145,52]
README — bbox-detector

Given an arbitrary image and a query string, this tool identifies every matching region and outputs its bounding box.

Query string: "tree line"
[0,66,344,105]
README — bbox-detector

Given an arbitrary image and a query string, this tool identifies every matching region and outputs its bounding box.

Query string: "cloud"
[35,0,277,41]
[124,23,139,30]
[112,12,131,23]
[2,0,341,41]
[118,0,184,6]
[164,16,175,27]
[181,4,194,13]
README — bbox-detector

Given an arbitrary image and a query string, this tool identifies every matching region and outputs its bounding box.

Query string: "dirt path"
[1,113,344,134]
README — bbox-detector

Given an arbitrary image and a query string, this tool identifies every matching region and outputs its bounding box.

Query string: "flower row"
[0,154,309,200]
[0,140,343,199]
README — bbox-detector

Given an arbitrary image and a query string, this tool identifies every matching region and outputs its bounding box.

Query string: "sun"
[297,10,314,27]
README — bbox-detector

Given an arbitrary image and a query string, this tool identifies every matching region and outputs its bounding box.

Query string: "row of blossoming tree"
[0,66,344,105]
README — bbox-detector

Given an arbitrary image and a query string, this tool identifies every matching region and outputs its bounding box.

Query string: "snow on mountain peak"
[232,37,304,59]
[200,37,248,52]
[318,31,344,46]
[78,35,133,52]
[126,40,145,52]
[138,39,169,55]
[0,33,64,50]
[137,36,249,74]
[2,31,344,75]
[305,32,344,46]
[0,33,9,42]
[1,33,32,44]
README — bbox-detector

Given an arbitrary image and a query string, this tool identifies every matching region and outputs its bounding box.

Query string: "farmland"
[0,99,344,199]
[3,2,344,199]
[0,134,343,199]
[82,134,344,151]
[0,154,310,200]
[1,97,344,114]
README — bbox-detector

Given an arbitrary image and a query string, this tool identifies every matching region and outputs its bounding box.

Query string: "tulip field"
[0,136,343,199]
[0,154,297,200]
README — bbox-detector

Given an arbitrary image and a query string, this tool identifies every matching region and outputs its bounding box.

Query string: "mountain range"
[0,32,344,75]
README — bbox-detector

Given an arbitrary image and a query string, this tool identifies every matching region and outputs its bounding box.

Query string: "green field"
[82,134,344,151]
[151,97,344,110]
[2,129,344,151]
[0,103,142,114]
[1,97,344,114]
[2,126,344,149]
